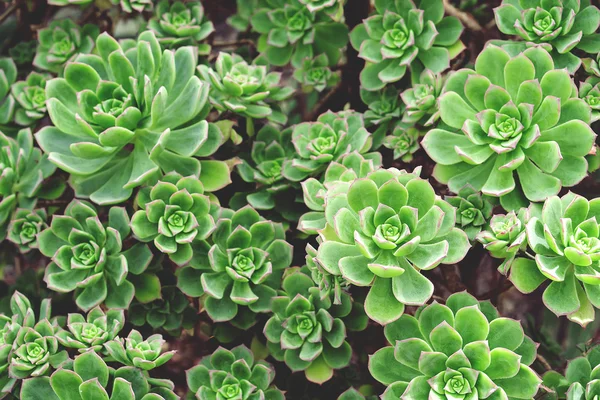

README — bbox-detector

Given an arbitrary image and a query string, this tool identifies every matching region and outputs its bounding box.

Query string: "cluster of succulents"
[2,0,600,398]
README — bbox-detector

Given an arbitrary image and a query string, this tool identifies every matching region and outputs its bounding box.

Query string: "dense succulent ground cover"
[0,0,600,399]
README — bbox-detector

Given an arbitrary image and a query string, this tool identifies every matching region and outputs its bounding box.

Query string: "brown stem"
[0,2,17,24]
[304,84,341,121]
[442,0,483,31]
[212,39,255,48]
[536,353,552,372]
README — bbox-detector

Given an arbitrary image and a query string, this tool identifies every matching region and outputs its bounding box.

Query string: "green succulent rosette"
[9,318,68,380]
[445,186,495,242]
[508,193,600,326]
[422,45,596,210]
[0,128,59,240]
[234,125,298,216]
[382,125,421,162]
[369,291,542,399]
[56,307,124,354]
[128,285,197,336]
[104,330,175,371]
[282,111,374,182]
[11,72,50,127]
[7,208,47,253]
[112,0,153,13]
[36,30,231,205]
[298,151,383,235]
[580,80,600,122]
[401,69,444,126]
[293,54,340,92]
[33,20,99,74]
[251,0,349,67]
[9,41,37,66]
[131,172,217,266]
[264,271,353,384]
[494,0,600,73]
[0,291,41,396]
[543,345,600,399]
[350,0,464,91]
[39,200,154,311]
[186,345,285,400]
[198,52,294,126]
[21,350,178,400]
[361,87,403,149]
[476,208,529,274]
[177,206,293,329]
[148,0,214,51]
[0,58,16,127]
[315,167,470,325]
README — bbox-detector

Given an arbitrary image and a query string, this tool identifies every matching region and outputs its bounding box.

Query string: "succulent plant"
[128,285,197,336]
[293,54,340,92]
[361,87,403,149]
[401,69,444,126]
[0,291,41,396]
[112,0,153,13]
[131,173,216,266]
[9,41,37,66]
[583,52,600,83]
[542,345,600,399]
[304,243,349,305]
[0,58,16,126]
[0,128,58,240]
[494,0,600,72]
[21,350,178,400]
[251,0,349,67]
[580,80,600,122]
[508,193,600,326]
[298,151,382,235]
[36,30,230,205]
[382,125,421,162]
[315,167,470,325]
[9,319,68,379]
[350,0,464,91]
[228,0,261,31]
[7,208,47,253]
[422,45,596,210]
[264,271,353,384]
[11,72,50,126]
[104,330,175,371]
[39,200,153,311]
[56,307,124,354]
[338,388,367,400]
[235,125,298,214]
[369,291,542,399]
[198,52,294,126]
[178,206,293,329]
[476,208,529,274]
[186,345,285,400]
[148,0,214,51]
[282,111,373,181]
[445,186,495,241]
[33,20,99,74]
